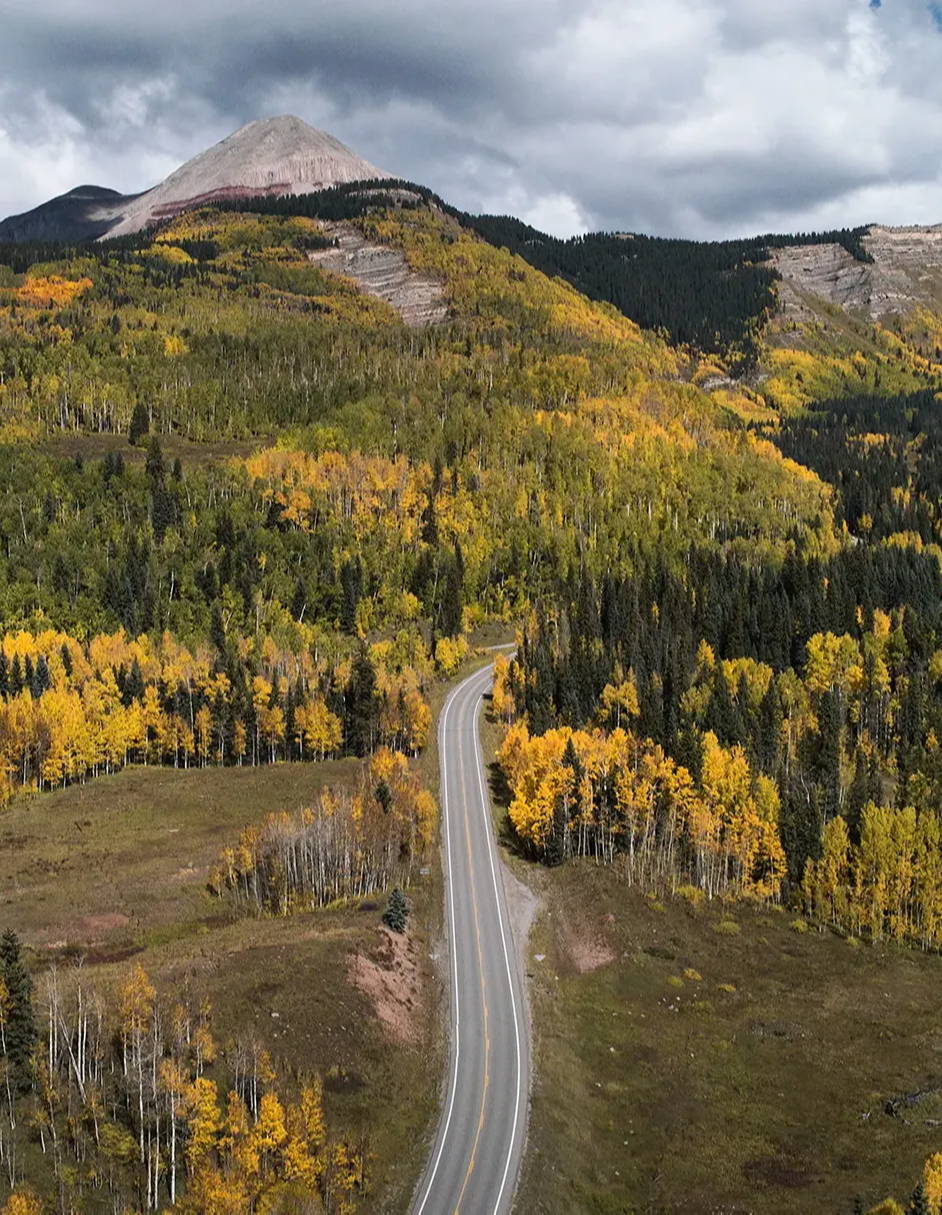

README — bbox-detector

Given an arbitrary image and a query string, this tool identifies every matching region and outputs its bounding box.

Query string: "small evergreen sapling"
[383,888,409,934]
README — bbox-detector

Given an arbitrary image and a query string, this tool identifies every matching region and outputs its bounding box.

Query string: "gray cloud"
[2,0,942,238]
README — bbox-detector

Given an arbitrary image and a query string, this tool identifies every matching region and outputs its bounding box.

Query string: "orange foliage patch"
[15,275,93,309]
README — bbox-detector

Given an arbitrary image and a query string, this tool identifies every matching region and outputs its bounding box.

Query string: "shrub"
[676,884,705,908]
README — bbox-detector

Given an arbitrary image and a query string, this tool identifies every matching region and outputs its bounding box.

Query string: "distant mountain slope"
[0,116,391,244]
[457,214,874,369]
[0,184,135,244]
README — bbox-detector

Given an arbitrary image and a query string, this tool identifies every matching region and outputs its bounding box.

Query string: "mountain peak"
[105,116,389,237]
[0,116,392,243]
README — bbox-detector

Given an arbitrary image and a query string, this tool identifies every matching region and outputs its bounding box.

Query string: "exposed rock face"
[771,225,942,320]
[309,221,448,327]
[107,117,390,237]
[0,116,391,243]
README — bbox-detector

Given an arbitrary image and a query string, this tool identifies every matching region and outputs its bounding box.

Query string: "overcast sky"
[2,0,942,239]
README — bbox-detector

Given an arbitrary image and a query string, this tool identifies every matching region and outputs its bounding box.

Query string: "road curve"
[413,663,529,1215]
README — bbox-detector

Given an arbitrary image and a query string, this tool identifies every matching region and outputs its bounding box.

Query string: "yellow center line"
[454,694,491,1215]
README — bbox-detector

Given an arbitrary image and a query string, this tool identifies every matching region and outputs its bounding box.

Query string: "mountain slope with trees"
[4,168,942,1213]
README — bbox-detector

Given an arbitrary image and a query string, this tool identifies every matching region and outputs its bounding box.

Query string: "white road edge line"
[472,689,524,1215]
[415,668,488,1214]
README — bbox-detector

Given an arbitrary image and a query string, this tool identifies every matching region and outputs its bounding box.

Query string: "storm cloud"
[2,0,942,238]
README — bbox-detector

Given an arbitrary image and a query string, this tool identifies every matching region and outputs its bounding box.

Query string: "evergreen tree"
[383,888,409,933]
[128,401,150,445]
[439,548,464,638]
[0,929,36,1094]
[145,435,165,483]
[908,1184,930,1215]
[374,780,393,815]
[340,557,363,635]
[346,646,379,757]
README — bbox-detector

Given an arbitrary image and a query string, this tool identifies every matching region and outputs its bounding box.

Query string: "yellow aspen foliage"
[15,275,92,308]
[283,1082,326,1188]
[192,1021,217,1073]
[222,1090,260,1177]
[296,697,343,759]
[253,1091,288,1167]
[195,704,213,765]
[330,1140,362,1201]
[804,816,852,928]
[434,635,469,675]
[401,687,432,753]
[233,719,248,763]
[599,671,640,728]
[177,1165,251,1215]
[119,964,155,1038]
[163,334,188,356]
[298,1077,326,1153]
[804,632,861,695]
[1,1191,43,1215]
[184,1077,222,1173]
[500,721,785,899]
[491,653,516,723]
[282,1133,319,1187]
[924,1153,942,1211]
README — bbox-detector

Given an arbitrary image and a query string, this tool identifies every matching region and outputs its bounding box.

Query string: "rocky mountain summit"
[0,116,390,243]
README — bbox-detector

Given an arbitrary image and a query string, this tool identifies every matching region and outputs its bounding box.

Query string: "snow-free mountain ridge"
[0,116,390,243]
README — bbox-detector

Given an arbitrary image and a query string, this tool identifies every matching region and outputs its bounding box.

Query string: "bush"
[715,919,741,936]
[676,884,705,908]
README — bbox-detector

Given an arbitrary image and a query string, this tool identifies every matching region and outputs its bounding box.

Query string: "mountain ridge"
[0,116,390,243]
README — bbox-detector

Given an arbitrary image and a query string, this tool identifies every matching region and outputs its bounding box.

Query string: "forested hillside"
[0,201,829,805]
[461,215,873,369]
[500,387,942,949]
[0,190,846,1212]
[5,177,942,1212]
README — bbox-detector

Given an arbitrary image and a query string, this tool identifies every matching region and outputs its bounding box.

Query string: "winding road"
[413,663,529,1215]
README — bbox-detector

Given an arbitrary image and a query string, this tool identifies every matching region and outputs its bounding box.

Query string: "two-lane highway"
[413,663,529,1215]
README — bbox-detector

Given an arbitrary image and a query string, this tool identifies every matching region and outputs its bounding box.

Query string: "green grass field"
[514,864,942,1215]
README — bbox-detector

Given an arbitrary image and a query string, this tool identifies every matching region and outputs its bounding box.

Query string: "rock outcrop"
[309,221,448,327]
[771,225,942,321]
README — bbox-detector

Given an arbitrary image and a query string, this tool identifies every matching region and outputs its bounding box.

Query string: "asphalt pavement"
[412,662,529,1215]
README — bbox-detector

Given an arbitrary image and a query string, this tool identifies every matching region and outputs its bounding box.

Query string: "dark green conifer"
[128,401,150,444]
[383,888,409,933]
[0,929,36,1094]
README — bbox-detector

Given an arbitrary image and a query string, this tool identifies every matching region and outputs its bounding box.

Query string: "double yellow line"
[454,699,491,1211]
